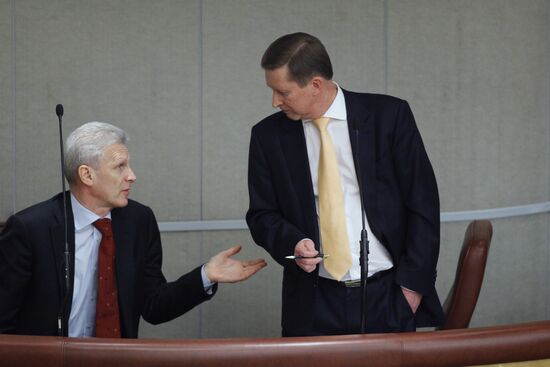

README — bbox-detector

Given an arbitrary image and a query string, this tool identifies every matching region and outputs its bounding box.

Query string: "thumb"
[220,245,242,258]
[303,239,316,252]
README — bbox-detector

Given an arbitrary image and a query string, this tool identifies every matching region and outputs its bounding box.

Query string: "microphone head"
[56,104,64,117]
[351,119,359,131]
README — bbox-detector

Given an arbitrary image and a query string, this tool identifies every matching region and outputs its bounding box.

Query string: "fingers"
[241,258,267,267]
[401,287,423,314]
[239,260,268,280]
[297,257,323,266]
[296,257,322,273]
[294,239,321,273]
[302,240,316,252]
[219,258,267,283]
[207,246,267,283]
[295,239,316,254]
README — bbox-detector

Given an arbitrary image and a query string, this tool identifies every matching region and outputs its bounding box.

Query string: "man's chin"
[283,112,301,121]
[115,198,129,208]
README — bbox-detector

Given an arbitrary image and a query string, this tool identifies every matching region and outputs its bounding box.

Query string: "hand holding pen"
[290,239,324,273]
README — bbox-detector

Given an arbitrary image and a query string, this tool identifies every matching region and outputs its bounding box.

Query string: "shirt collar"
[70,193,111,231]
[304,82,347,123]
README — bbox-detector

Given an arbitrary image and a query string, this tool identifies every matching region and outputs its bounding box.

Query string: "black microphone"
[56,104,71,337]
[56,104,64,119]
[352,120,369,333]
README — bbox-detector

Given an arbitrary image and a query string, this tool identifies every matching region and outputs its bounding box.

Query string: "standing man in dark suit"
[246,32,444,336]
[0,121,266,338]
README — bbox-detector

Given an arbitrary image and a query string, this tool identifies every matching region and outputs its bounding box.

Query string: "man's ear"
[310,76,324,95]
[78,165,94,187]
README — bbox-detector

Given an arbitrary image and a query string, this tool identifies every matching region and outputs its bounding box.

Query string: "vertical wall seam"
[11,0,16,214]
[197,0,204,339]
[198,2,204,221]
[546,1,550,320]
[383,0,388,94]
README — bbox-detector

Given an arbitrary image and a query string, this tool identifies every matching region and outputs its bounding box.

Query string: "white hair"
[64,121,129,184]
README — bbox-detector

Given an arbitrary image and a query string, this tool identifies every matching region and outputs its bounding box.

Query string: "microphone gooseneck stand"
[352,120,370,334]
[56,104,71,337]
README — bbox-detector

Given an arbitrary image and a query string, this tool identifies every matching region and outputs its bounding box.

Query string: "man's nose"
[127,167,137,182]
[272,92,282,108]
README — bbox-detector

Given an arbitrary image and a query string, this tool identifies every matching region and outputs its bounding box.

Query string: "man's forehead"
[102,143,129,161]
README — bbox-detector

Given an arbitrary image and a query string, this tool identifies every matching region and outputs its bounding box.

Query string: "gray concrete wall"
[1,0,548,338]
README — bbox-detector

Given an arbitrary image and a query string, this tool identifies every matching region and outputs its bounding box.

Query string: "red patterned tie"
[93,218,121,338]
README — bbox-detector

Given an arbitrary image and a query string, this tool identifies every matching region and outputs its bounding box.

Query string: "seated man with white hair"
[0,121,266,338]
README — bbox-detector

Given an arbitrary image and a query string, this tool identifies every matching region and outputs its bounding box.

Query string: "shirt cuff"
[201,264,216,295]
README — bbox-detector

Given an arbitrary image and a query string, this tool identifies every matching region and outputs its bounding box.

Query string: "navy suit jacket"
[0,192,214,337]
[246,89,445,334]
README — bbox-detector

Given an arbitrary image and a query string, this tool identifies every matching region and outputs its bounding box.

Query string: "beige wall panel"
[0,0,14,220]
[388,0,550,326]
[473,216,549,326]
[138,232,204,339]
[387,0,549,212]
[13,0,201,221]
[201,0,385,219]
[439,216,550,328]
[4,0,549,339]
[200,230,282,338]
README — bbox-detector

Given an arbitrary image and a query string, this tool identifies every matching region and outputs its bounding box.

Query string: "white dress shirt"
[302,83,393,281]
[68,194,105,337]
[68,194,214,337]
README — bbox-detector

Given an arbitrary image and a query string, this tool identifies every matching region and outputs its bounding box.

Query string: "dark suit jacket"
[0,192,214,338]
[246,89,445,335]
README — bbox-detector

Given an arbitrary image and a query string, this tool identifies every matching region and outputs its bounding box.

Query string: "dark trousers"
[284,270,416,336]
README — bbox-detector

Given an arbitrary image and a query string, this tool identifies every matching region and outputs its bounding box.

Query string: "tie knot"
[312,117,330,131]
[93,218,113,237]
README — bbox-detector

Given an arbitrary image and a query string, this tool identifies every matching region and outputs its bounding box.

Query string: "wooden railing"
[1,321,549,367]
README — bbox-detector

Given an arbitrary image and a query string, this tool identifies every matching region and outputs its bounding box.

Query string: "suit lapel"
[111,207,134,332]
[49,191,76,327]
[344,90,378,232]
[280,117,319,244]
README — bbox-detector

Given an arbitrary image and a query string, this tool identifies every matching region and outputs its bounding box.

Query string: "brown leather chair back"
[440,220,493,330]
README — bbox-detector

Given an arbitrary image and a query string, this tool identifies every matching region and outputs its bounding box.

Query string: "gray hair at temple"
[64,121,129,184]
[261,32,333,87]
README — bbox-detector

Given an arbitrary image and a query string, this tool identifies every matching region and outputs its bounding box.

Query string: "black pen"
[285,254,329,260]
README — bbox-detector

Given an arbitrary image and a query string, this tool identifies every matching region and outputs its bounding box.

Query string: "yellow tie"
[313,117,352,281]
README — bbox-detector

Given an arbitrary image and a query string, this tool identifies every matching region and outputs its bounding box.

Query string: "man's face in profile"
[265,65,316,121]
[87,143,136,212]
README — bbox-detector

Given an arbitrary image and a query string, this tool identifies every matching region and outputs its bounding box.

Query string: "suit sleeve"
[392,100,440,296]
[139,209,215,325]
[0,216,33,333]
[246,127,307,270]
